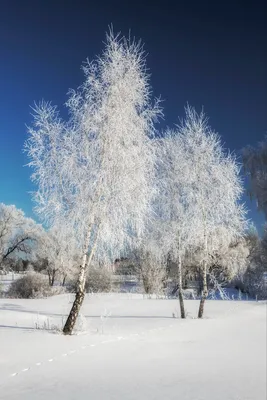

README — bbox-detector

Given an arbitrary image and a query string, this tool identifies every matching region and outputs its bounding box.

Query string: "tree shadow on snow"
[0,324,36,331]
[0,305,65,317]
[84,315,173,319]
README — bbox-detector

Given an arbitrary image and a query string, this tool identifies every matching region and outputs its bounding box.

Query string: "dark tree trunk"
[51,270,55,286]
[63,288,85,335]
[62,275,66,287]
[177,255,186,318]
[198,262,208,318]
[48,269,56,286]
[63,254,87,335]
[178,289,186,318]
[48,271,52,286]
[63,227,98,335]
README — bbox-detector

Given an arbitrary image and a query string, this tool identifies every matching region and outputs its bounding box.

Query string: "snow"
[0,294,266,399]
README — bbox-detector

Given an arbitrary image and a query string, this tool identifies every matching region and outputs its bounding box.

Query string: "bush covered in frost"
[68,265,112,293]
[7,272,53,298]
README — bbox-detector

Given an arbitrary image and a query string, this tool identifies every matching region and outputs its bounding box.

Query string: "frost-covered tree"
[207,231,249,283]
[25,31,161,334]
[241,226,267,299]
[37,224,79,286]
[132,246,167,297]
[0,203,42,267]
[156,132,199,317]
[172,107,247,318]
[243,139,267,218]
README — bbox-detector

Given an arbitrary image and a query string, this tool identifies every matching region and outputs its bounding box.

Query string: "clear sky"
[0,0,266,230]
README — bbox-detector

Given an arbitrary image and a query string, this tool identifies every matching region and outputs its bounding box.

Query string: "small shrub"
[135,252,167,296]
[68,266,112,293]
[7,272,52,299]
[85,266,112,293]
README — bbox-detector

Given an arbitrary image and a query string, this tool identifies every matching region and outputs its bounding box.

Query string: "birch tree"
[173,106,247,318]
[25,31,161,334]
[156,133,198,317]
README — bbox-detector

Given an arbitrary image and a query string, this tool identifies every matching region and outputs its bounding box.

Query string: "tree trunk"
[177,255,186,319]
[48,271,52,286]
[198,262,208,318]
[62,286,86,334]
[48,269,56,286]
[62,274,66,287]
[51,270,55,286]
[63,227,99,335]
[63,252,88,335]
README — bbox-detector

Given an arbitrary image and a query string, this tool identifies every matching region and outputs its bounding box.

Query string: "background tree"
[242,225,267,299]
[132,246,167,297]
[25,31,161,334]
[155,131,199,317]
[173,107,247,318]
[37,224,79,286]
[0,203,42,267]
[243,139,267,218]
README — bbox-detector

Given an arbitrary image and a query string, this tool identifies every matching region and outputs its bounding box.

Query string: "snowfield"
[0,294,266,400]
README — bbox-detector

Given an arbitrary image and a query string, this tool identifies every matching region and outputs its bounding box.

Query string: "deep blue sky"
[0,0,266,230]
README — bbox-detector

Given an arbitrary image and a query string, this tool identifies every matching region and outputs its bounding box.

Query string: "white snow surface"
[0,294,266,400]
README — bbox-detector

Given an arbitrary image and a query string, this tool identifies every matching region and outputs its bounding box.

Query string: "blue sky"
[0,0,266,230]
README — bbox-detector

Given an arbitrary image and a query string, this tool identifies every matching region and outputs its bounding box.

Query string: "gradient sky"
[0,0,266,230]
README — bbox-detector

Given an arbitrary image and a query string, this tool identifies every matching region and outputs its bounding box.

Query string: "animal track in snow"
[4,323,175,385]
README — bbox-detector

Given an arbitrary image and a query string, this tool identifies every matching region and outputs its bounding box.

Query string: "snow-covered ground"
[0,294,266,399]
